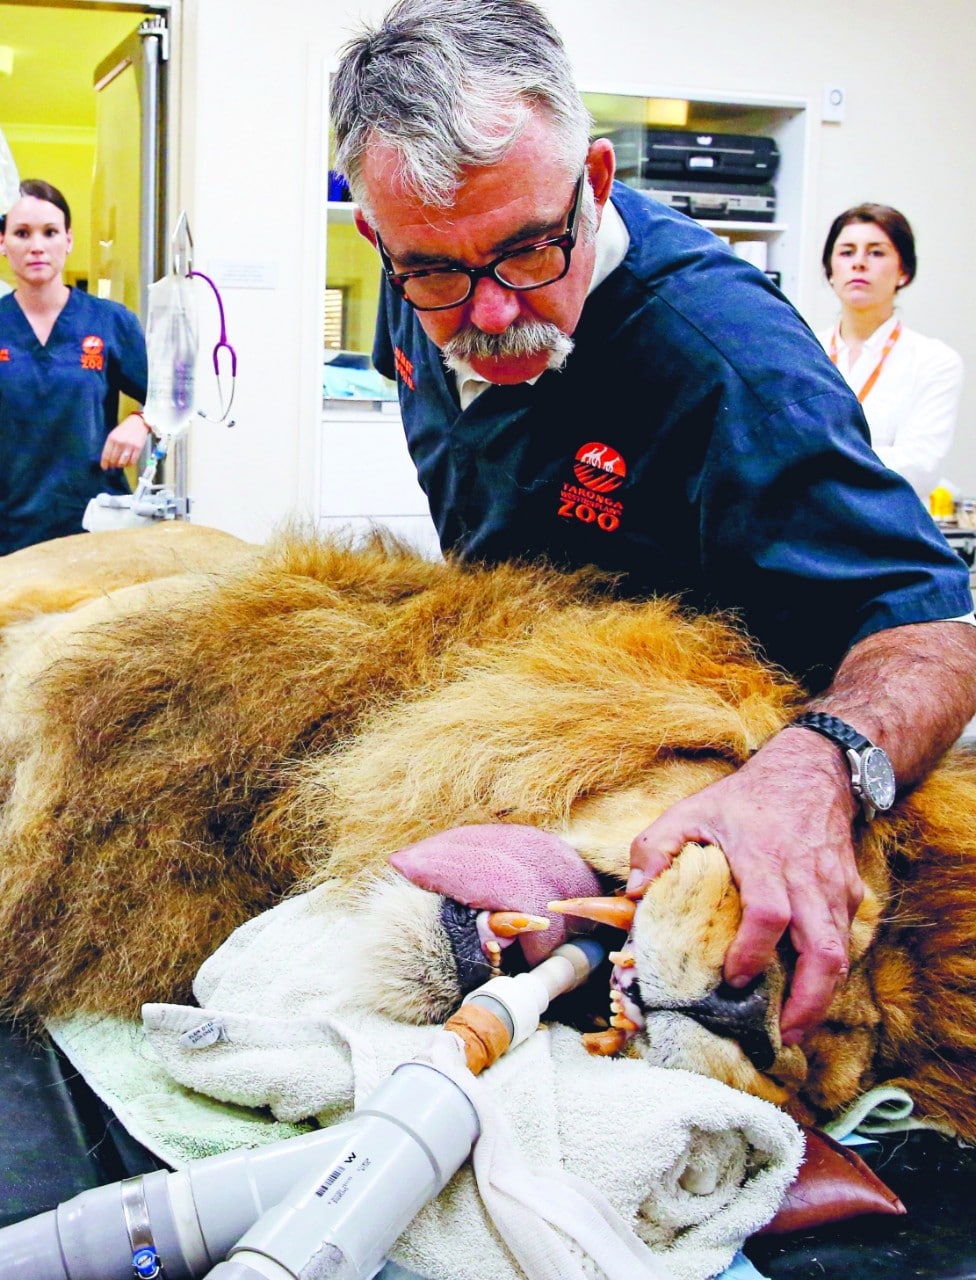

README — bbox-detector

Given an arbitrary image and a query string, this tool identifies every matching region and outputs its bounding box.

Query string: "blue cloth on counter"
[323,361,397,401]
[720,1251,770,1278]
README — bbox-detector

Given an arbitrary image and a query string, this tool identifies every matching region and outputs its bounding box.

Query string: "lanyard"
[829,320,902,403]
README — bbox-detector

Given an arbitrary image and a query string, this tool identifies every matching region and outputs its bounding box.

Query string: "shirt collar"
[834,311,901,353]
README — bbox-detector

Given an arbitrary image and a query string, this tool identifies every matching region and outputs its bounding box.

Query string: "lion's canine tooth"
[608,949,636,968]
[546,895,636,930]
[486,911,550,937]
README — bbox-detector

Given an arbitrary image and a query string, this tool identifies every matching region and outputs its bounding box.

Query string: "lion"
[1,525,975,1148]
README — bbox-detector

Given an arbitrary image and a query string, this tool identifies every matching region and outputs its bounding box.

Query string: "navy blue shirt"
[373,181,971,686]
[0,288,148,554]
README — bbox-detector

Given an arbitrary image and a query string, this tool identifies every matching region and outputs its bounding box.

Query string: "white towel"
[128,883,802,1280]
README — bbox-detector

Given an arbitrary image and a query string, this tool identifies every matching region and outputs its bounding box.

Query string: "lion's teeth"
[608,950,636,968]
[486,911,550,938]
[582,1029,627,1056]
[547,896,636,930]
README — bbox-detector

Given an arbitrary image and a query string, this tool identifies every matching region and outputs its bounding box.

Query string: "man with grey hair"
[331,0,976,1046]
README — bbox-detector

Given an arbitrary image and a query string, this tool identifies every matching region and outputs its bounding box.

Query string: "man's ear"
[585,138,616,210]
[353,209,378,248]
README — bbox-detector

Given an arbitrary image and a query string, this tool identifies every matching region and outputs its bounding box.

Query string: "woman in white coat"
[819,203,963,505]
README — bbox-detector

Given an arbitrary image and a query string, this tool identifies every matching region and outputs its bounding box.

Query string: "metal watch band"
[790,711,895,820]
[790,711,872,753]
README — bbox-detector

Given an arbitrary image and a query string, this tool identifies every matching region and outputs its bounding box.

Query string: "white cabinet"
[582,88,810,305]
[322,192,441,557]
[319,404,441,558]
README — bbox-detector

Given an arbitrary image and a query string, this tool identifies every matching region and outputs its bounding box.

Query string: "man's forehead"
[360,150,572,252]
[359,142,410,195]
[359,113,564,211]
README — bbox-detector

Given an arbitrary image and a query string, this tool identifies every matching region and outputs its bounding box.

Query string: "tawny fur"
[1,527,975,1144]
[0,528,634,1020]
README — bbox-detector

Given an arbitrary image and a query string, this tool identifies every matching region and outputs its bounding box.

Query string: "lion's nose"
[682,978,775,1071]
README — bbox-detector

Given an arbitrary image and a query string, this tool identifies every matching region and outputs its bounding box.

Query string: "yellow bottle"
[930,486,955,519]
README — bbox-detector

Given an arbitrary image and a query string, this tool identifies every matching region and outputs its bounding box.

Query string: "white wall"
[177,0,976,541]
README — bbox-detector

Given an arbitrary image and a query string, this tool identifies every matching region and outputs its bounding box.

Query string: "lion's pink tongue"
[389,824,602,963]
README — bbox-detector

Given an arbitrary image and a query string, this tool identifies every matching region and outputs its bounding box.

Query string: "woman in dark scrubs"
[0,178,149,554]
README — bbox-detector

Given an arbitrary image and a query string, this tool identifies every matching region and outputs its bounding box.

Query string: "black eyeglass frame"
[374,172,586,312]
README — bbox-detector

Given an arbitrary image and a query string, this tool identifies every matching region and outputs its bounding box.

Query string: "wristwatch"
[790,712,896,820]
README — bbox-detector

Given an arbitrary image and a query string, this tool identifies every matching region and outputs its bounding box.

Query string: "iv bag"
[143,273,199,440]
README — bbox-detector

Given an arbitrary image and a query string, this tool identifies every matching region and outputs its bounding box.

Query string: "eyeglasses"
[374,173,586,312]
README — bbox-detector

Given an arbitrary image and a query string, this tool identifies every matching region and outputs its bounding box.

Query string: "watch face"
[862,746,896,811]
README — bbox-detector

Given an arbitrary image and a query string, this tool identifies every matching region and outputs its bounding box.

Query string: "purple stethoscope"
[188,269,236,427]
[171,212,237,428]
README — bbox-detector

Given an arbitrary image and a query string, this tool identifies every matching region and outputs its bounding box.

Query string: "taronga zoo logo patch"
[80,334,105,371]
[572,442,627,493]
[557,441,627,535]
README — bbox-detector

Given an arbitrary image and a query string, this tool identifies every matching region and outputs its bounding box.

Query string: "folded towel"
[48,1014,313,1165]
[128,883,802,1280]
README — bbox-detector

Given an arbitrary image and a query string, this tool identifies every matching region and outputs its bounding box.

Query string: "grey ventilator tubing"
[0,938,605,1280]
[0,1121,363,1280]
[0,1065,478,1280]
[204,1061,481,1280]
[206,938,604,1280]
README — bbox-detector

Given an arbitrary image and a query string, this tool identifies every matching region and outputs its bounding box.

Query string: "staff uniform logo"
[80,334,105,371]
[393,346,415,390]
[558,441,627,534]
[0,348,9,362]
[573,442,627,492]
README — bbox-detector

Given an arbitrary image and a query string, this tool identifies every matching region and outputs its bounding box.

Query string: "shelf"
[580,85,809,306]
[322,399,400,417]
[328,204,784,237]
[700,221,786,234]
[327,201,356,221]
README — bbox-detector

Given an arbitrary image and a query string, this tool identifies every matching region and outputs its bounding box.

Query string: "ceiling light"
[0,48,14,77]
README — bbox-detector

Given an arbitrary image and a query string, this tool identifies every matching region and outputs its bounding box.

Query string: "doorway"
[0,1,171,321]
